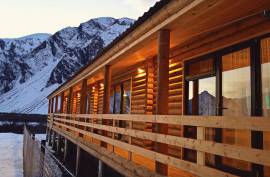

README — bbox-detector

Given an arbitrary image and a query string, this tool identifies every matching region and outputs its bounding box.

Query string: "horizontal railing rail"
[49,113,270,177]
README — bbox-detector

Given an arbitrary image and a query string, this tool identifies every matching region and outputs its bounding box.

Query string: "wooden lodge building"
[46,0,270,176]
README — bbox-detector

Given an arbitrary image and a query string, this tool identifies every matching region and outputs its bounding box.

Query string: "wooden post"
[63,138,68,163]
[103,65,111,114]
[197,127,205,165]
[80,79,88,114]
[48,99,51,114]
[60,92,64,113]
[55,95,58,113]
[155,29,170,176]
[75,145,81,177]
[102,65,112,147]
[98,160,103,177]
[52,131,56,149]
[51,98,54,113]
[56,134,61,155]
[67,87,73,114]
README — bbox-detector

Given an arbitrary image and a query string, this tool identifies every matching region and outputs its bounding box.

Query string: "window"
[222,48,251,116]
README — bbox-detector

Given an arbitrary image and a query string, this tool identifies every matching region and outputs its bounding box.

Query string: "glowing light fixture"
[100,83,104,88]
[137,68,144,74]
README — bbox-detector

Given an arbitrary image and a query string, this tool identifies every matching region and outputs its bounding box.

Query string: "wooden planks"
[53,114,270,132]
[52,121,237,177]
[53,117,270,167]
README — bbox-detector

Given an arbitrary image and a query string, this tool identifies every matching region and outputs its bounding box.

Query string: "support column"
[155,29,170,176]
[60,92,64,113]
[80,79,88,114]
[98,160,103,177]
[48,99,51,114]
[52,131,56,150]
[63,138,69,163]
[67,88,73,114]
[56,134,61,155]
[103,65,112,114]
[55,95,58,113]
[75,145,81,177]
[51,98,54,113]
[101,65,112,147]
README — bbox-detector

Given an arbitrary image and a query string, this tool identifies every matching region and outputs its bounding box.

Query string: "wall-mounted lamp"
[100,83,104,88]
[137,68,145,74]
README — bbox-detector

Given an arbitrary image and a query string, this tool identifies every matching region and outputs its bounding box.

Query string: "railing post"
[75,145,81,177]
[155,29,170,176]
[56,134,61,155]
[98,159,103,177]
[197,127,205,165]
[63,138,68,163]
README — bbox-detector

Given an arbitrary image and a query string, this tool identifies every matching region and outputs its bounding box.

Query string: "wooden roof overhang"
[48,0,270,99]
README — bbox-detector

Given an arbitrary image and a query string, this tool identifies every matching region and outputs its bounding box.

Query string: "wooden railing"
[48,113,270,177]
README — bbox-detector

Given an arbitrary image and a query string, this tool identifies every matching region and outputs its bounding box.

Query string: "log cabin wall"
[130,61,154,150]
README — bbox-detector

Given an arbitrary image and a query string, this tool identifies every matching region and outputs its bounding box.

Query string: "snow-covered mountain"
[0,17,134,114]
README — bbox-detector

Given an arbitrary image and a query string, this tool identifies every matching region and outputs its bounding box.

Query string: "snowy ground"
[0,133,23,177]
[0,133,46,177]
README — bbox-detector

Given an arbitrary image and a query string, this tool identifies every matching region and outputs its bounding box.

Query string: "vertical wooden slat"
[197,127,205,165]
[155,29,170,176]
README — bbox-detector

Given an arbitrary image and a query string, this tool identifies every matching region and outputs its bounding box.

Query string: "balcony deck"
[48,113,270,177]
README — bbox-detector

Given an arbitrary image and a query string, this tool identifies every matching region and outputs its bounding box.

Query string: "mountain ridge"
[0,17,134,114]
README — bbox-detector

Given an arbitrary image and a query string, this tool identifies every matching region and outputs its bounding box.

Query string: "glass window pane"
[199,77,216,116]
[109,88,114,114]
[222,48,251,116]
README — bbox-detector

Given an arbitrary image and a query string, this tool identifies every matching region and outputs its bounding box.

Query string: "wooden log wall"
[98,83,104,114]
[168,57,184,159]
[131,61,154,150]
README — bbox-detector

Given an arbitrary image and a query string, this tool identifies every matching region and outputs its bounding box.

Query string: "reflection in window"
[109,89,114,114]
[261,38,270,117]
[222,48,251,116]
[199,77,216,116]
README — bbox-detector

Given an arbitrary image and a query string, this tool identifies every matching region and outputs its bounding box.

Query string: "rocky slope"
[0,17,134,114]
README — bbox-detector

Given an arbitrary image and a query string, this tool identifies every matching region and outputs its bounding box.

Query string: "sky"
[0,0,160,38]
